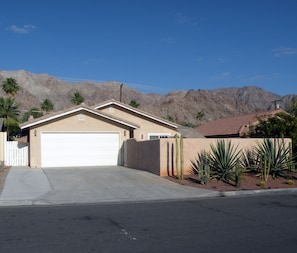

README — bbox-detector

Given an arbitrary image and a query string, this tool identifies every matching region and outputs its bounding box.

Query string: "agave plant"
[191,150,211,185]
[254,138,296,180]
[208,139,243,182]
[241,149,260,174]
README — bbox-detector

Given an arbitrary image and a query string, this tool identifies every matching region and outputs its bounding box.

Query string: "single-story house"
[196,109,286,138]
[20,99,181,168]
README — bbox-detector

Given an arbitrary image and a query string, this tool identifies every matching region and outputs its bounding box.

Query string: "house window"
[148,133,170,140]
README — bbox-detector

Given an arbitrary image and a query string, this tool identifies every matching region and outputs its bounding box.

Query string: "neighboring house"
[20,100,180,168]
[196,109,286,138]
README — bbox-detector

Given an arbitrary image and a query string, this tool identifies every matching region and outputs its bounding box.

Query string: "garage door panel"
[41,132,120,167]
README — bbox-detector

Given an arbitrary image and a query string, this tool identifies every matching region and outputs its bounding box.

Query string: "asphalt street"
[0,193,297,253]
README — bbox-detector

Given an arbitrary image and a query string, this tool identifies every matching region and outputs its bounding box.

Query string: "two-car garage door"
[41,132,120,167]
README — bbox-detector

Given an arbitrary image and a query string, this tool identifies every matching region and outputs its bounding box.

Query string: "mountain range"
[0,70,296,126]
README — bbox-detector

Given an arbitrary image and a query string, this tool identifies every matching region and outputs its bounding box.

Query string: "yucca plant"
[254,138,296,180]
[208,139,242,182]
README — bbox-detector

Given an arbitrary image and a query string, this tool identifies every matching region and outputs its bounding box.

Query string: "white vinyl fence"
[3,133,29,166]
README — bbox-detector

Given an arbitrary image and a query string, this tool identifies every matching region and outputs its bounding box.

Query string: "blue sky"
[0,0,296,96]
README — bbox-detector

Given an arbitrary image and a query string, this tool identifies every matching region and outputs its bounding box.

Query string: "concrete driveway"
[0,166,218,206]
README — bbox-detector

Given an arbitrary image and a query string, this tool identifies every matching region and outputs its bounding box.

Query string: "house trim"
[94,99,178,129]
[21,106,138,130]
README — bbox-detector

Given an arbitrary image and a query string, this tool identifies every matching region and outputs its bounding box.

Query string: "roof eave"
[94,100,179,129]
[21,106,138,130]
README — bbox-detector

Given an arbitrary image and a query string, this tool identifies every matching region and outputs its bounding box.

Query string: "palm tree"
[40,98,54,113]
[129,99,140,108]
[0,97,20,139]
[196,111,205,120]
[1,78,20,97]
[71,92,85,105]
[22,107,43,122]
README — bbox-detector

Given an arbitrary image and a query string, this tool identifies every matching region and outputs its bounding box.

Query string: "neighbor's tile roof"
[196,109,286,137]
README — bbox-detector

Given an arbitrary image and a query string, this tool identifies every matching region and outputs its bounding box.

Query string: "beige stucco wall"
[100,105,180,141]
[127,137,292,177]
[0,132,5,166]
[28,111,132,168]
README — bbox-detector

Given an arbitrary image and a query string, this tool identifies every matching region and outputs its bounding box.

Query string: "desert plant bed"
[165,172,297,192]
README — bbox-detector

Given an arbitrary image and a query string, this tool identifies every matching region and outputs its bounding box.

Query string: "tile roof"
[196,109,286,137]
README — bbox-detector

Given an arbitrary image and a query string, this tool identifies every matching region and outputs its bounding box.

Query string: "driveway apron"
[0,167,52,204]
[0,166,218,206]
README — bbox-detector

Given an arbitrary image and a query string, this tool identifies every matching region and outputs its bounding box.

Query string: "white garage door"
[41,132,120,167]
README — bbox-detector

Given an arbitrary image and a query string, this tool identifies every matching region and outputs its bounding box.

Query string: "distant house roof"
[177,126,205,138]
[94,99,179,129]
[196,109,286,138]
[20,104,139,130]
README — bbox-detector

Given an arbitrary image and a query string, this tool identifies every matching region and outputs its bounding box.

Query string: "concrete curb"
[1,188,297,207]
[0,200,35,207]
[220,187,297,197]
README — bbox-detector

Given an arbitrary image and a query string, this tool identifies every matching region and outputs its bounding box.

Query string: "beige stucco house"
[20,99,180,168]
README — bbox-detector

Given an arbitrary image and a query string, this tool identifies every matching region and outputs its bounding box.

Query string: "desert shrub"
[259,181,266,188]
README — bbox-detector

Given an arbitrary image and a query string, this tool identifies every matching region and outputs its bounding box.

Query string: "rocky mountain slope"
[0,70,296,126]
